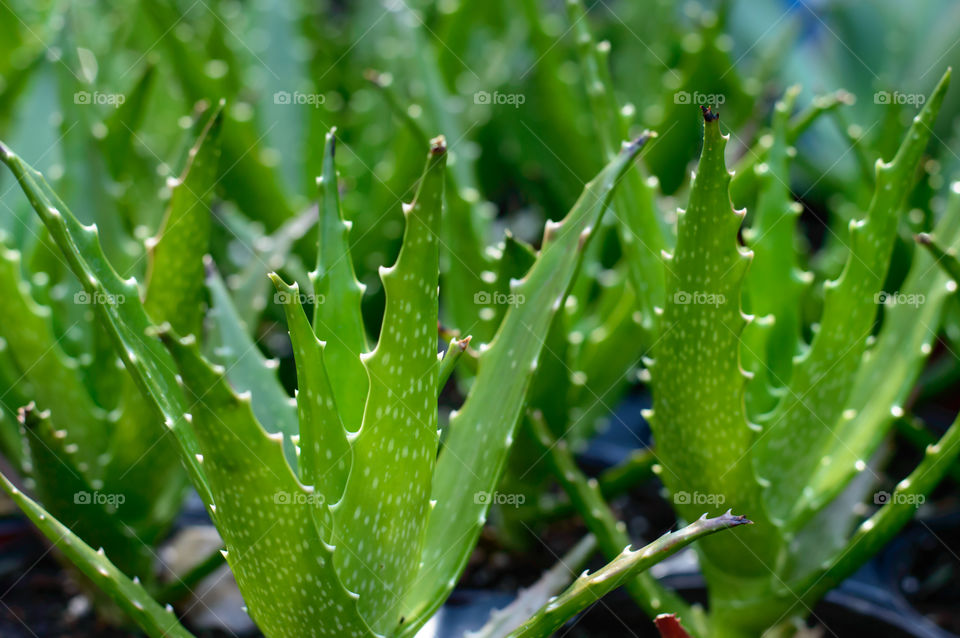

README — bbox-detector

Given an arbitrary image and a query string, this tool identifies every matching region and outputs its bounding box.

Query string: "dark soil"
[0,522,251,638]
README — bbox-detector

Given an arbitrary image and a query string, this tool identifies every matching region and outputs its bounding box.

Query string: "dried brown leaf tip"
[430,135,447,155]
[700,105,719,122]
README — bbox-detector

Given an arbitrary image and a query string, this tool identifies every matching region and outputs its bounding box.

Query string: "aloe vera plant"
[530,22,960,630]
[0,104,225,615]
[0,118,755,637]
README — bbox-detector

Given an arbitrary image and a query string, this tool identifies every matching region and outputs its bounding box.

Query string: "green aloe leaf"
[507,513,752,638]
[18,404,150,579]
[143,102,222,338]
[467,534,597,638]
[101,103,226,538]
[741,86,808,417]
[527,410,702,631]
[755,69,951,526]
[205,262,299,466]
[794,184,960,525]
[159,331,376,637]
[0,471,194,638]
[0,140,212,505]
[331,136,446,634]
[270,273,350,541]
[0,238,107,472]
[650,108,775,576]
[437,334,471,393]
[566,0,666,340]
[401,133,651,634]
[795,408,960,609]
[917,227,960,281]
[311,128,368,432]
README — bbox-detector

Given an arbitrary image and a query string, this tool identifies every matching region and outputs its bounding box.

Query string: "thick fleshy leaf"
[311,128,368,432]
[102,102,224,539]
[332,137,445,634]
[271,274,350,540]
[650,109,775,577]
[18,404,150,579]
[741,86,807,417]
[0,239,107,472]
[143,102,222,338]
[205,262,298,464]
[400,134,650,635]
[507,513,752,638]
[755,69,951,524]
[0,141,212,504]
[160,332,376,638]
[0,471,194,638]
[794,184,960,526]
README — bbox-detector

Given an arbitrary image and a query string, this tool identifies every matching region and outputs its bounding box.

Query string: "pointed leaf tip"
[701,105,720,122]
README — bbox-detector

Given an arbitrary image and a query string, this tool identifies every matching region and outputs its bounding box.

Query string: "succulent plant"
[0,120,751,637]
[0,104,225,614]
[530,22,960,633]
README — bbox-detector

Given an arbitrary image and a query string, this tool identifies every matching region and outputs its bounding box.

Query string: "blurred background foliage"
[3,0,960,436]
